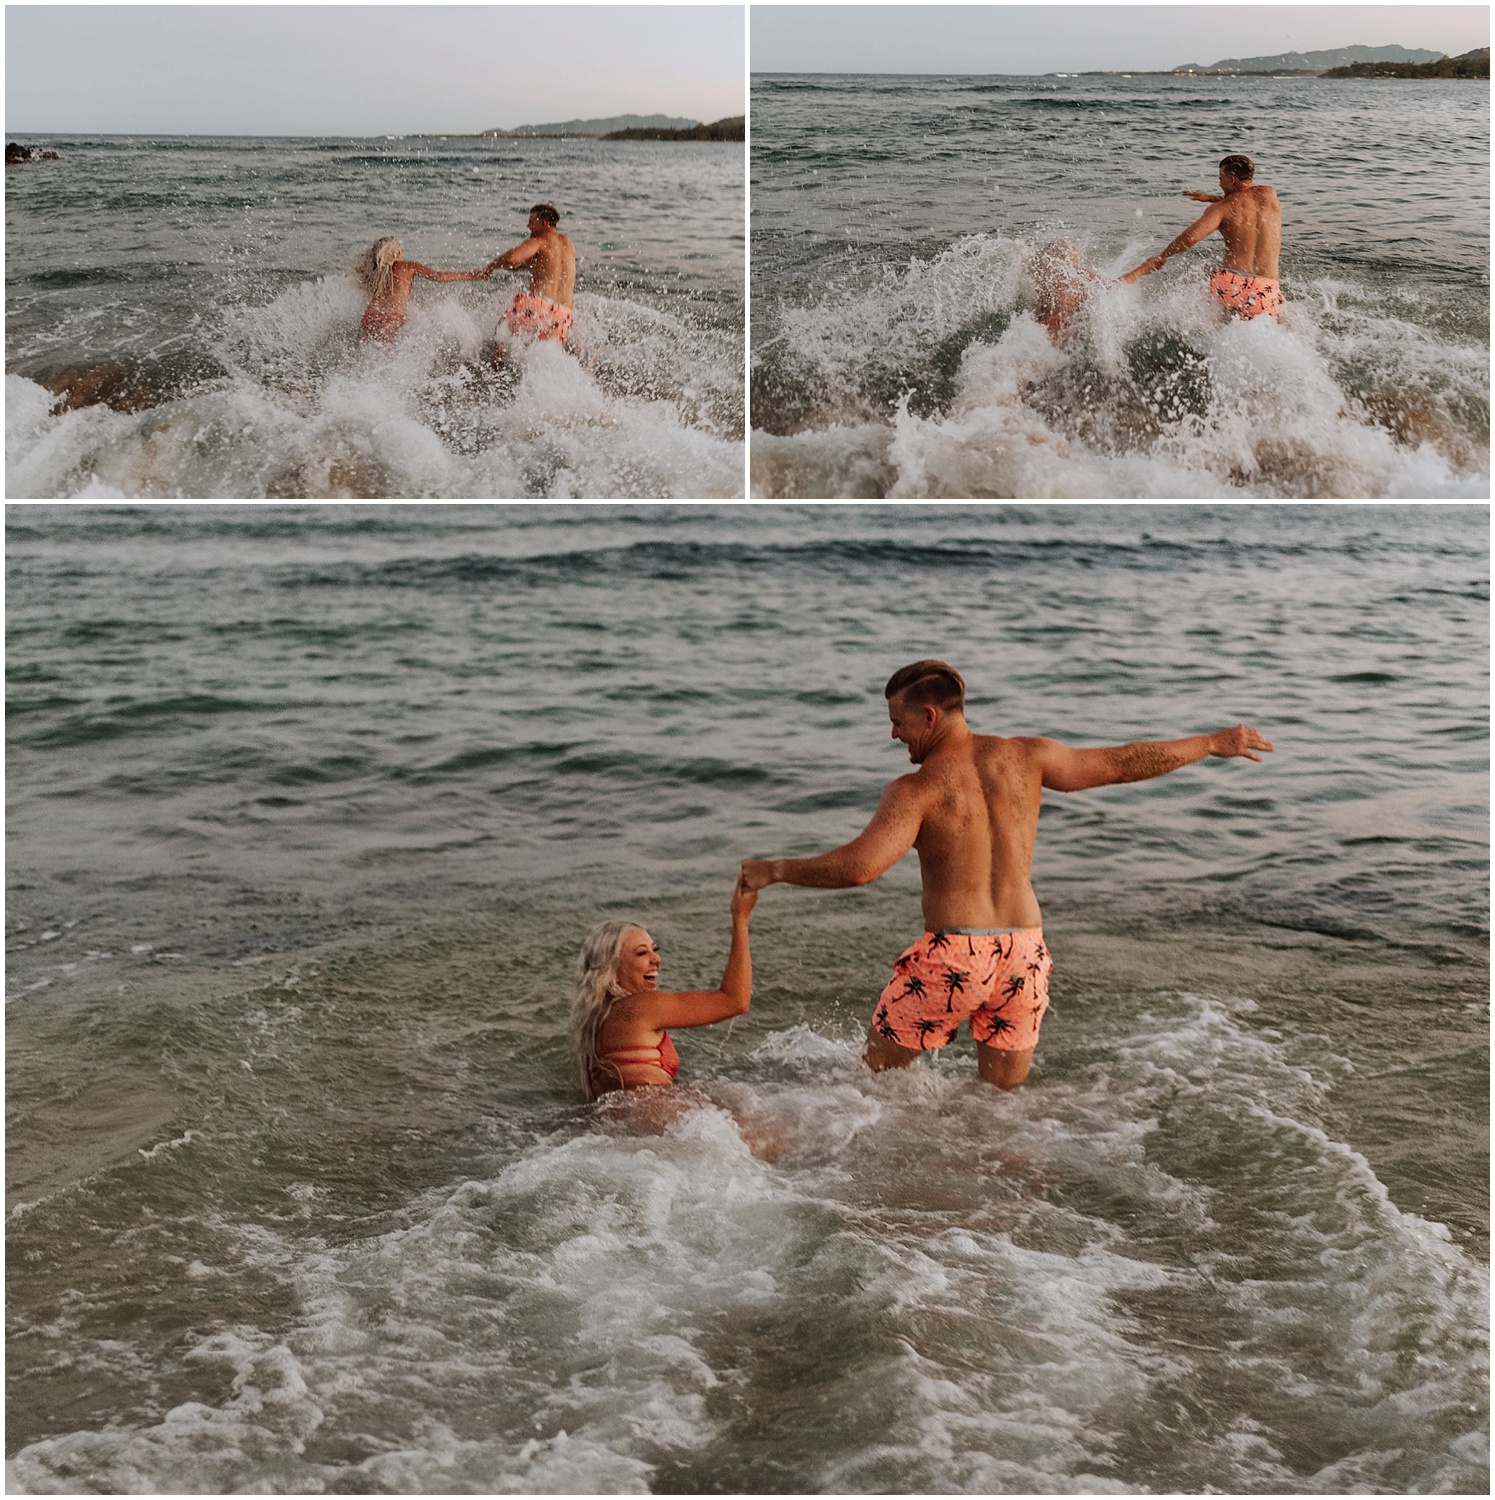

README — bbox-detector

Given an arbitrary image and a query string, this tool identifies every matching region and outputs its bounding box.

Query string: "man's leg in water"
[866,1026,1036,1088]
[863,1025,922,1072]
[976,1042,1035,1090]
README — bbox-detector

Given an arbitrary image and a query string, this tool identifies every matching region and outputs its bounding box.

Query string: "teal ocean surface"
[6,504,1488,1493]
[752,75,1489,498]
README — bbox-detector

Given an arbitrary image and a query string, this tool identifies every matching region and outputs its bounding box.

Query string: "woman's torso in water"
[592,1000,680,1093]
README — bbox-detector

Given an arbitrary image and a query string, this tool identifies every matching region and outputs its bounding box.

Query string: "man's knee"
[976,1045,1034,1090]
[863,1026,921,1072]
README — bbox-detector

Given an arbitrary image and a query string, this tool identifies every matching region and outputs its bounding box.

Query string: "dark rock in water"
[7,142,61,163]
[46,365,161,415]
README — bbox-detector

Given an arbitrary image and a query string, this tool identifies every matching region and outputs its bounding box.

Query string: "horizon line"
[4,128,744,139]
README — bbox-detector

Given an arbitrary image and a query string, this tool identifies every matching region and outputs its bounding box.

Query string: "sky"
[6,4,745,136]
[751,4,1490,74]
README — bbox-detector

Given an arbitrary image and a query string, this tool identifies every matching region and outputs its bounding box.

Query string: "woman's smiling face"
[615,927,660,995]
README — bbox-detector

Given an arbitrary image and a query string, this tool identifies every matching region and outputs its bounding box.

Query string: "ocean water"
[5,503,1488,1494]
[751,75,1490,498]
[5,137,744,498]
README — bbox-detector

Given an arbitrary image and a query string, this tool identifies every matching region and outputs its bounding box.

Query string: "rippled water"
[6,137,744,497]
[6,504,1488,1493]
[751,75,1490,498]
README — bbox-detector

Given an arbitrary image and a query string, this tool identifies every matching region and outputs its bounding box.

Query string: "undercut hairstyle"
[531,203,561,227]
[884,659,966,713]
[1219,154,1255,182]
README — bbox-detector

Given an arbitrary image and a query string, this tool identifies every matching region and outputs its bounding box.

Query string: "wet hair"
[530,203,561,228]
[355,236,401,302]
[571,919,644,1100]
[884,660,966,713]
[1034,238,1081,267]
[1219,155,1255,182]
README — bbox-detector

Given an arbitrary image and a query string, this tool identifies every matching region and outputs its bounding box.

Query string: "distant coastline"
[755,42,1488,83]
[604,116,743,141]
[1105,43,1488,79]
[1320,48,1488,78]
[399,112,742,141]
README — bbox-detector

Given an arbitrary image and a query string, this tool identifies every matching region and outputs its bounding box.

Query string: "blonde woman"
[355,236,490,341]
[572,877,756,1100]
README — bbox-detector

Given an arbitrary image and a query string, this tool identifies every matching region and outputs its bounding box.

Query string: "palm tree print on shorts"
[870,927,1052,1055]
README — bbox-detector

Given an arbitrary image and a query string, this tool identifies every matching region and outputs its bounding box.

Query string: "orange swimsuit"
[1209,268,1284,321]
[593,1031,680,1089]
[361,305,406,340]
[872,929,1052,1052]
[505,290,573,344]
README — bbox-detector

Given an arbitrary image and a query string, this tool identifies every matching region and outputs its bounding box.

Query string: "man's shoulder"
[975,731,1046,757]
[884,767,931,799]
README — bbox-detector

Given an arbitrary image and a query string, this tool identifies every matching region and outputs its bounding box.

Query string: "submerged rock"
[46,365,161,415]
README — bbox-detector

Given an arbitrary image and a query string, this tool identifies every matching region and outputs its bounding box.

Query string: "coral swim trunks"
[871,928,1053,1052]
[504,291,573,343]
[1209,268,1284,321]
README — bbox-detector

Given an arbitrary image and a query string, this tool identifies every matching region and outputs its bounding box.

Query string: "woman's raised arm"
[633,877,755,1030]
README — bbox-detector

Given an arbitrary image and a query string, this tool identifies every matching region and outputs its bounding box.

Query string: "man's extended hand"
[740,859,778,891]
[1182,190,1222,203]
[1208,724,1275,762]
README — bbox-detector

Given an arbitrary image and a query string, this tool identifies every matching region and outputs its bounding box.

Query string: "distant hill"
[485,114,698,138]
[604,116,744,141]
[1172,44,1443,74]
[1321,47,1489,78]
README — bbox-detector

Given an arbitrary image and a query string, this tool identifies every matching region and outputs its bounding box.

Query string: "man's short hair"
[1219,154,1255,182]
[884,660,966,713]
[531,203,561,227]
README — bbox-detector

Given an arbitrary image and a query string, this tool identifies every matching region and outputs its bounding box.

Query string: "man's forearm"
[760,848,869,889]
[1108,732,1220,783]
[1124,229,1200,281]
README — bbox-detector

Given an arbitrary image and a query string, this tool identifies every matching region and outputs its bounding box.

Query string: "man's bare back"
[893,733,1044,931]
[1121,159,1281,284]
[486,214,576,306]
[1189,181,1281,279]
[741,660,1273,1086]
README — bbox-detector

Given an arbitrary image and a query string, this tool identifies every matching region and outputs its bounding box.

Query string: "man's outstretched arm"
[1120,200,1227,282]
[1032,724,1274,793]
[483,237,541,275]
[742,779,923,891]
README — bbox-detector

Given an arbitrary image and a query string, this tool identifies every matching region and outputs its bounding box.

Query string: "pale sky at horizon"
[6,5,745,136]
[751,5,1489,75]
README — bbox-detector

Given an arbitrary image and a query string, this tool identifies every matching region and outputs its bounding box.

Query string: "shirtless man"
[1121,154,1284,321]
[740,660,1274,1089]
[483,203,577,357]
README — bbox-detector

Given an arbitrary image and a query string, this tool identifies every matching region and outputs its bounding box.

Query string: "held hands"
[739,858,776,893]
[730,873,758,920]
[1208,724,1275,762]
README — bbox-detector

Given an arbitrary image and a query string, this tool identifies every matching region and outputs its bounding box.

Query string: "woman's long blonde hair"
[355,236,401,302]
[570,919,643,1101]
